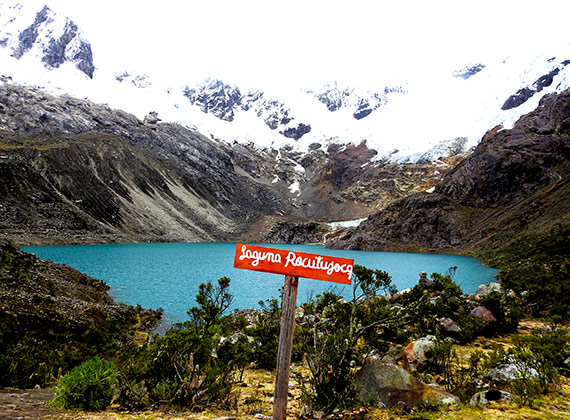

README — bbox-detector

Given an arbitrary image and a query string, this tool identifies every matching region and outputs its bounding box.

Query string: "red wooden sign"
[233,243,353,284]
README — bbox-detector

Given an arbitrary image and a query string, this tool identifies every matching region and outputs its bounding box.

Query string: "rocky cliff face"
[312,84,406,120]
[327,89,570,253]
[501,59,569,111]
[264,221,330,244]
[0,82,286,244]
[182,79,314,139]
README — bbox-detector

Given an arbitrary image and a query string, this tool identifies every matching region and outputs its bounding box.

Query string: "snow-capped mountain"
[1,1,569,163]
[311,83,406,120]
[0,2,93,77]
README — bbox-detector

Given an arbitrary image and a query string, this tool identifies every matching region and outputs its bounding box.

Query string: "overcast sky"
[25,0,570,89]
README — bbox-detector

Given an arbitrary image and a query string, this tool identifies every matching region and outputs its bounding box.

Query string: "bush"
[247,298,281,370]
[493,225,570,319]
[478,290,522,333]
[116,277,245,410]
[508,327,569,406]
[398,270,482,341]
[301,265,402,414]
[51,356,118,411]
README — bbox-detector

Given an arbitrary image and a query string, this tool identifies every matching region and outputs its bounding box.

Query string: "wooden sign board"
[234,243,353,284]
[233,243,354,420]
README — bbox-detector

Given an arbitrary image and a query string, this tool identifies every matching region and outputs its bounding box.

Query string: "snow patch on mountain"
[453,64,486,80]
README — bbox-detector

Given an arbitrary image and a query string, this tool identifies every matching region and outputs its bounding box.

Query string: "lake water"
[22,242,499,324]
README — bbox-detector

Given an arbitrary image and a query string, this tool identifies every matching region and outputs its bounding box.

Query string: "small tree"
[302,265,402,413]
[187,276,233,331]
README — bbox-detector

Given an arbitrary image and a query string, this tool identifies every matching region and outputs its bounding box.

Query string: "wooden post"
[273,275,299,420]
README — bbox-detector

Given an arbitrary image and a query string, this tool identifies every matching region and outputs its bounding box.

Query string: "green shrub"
[478,291,522,333]
[187,276,233,331]
[301,265,402,414]
[492,225,570,319]
[427,338,456,390]
[51,356,118,411]
[498,328,568,407]
[399,270,479,340]
[247,298,281,370]
[116,277,243,410]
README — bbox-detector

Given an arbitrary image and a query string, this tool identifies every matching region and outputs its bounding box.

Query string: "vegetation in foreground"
[2,226,569,418]
[50,271,569,418]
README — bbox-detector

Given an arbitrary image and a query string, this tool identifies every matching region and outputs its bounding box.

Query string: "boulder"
[476,282,503,296]
[469,306,496,325]
[403,335,438,365]
[385,344,405,363]
[484,363,539,383]
[438,317,462,334]
[469,390,512,406]
[354,359,460,409]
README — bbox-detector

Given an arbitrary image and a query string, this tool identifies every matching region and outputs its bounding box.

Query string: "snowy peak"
[179,79,409,143]
[0,1,569,164]
[313,84,350,112]
[183,79,245,122]
[115,71,152,89]
[0,2,94,78]
[311,83,406,120]
[182,78,313,140]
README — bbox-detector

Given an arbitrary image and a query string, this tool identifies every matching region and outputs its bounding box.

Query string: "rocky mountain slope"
[327,89,570,254]
[0,80,454,245]
[0,2,568,249]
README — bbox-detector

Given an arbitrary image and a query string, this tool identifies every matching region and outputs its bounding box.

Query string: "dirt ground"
[0,388,57,420]
[2,384,570,420]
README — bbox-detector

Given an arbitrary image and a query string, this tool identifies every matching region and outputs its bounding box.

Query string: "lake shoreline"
[21,242,500,324]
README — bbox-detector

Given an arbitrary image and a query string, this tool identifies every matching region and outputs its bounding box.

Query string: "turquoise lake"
[22,242,499,324]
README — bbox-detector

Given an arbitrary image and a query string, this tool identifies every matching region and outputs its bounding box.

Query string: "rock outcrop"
[353,359,460,409]
[264,221,330,244]
[502,60,569,110]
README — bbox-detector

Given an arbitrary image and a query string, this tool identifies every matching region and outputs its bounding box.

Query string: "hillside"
[0,81,455,246]
[0,239,161,388]
[327,89,570,257]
